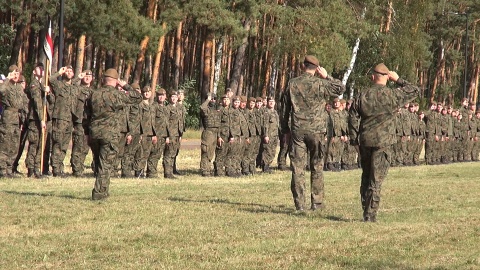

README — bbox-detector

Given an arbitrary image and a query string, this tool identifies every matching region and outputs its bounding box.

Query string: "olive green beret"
[104,68,119,79]
[304,55,319,66]
[373,63,389,75]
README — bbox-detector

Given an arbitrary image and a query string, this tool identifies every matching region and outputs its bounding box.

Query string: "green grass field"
[1,146,480,269]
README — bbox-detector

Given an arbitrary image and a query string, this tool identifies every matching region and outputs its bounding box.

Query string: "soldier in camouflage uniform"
[240,97,260,175]
[261,97,279,173]
[349,63,419,222]
[12,75,29,175]
[465,111,477,161]
[0,65,28,177]
[277,92,290,171]
[145,88,169,178]
[133,86,157,177]
[48,66,82,177]
[255,97,265,169]
[71,70,94,176]
[414,111,426,165]
[214,95,231,176]
[172,89,187,175]
[281,55,345,211]
[199,93,221,177]
[118,82,142,178]
[25,63,49,178]
[473,110,480,161]
[326,98,347,171]
[89,69,142,200]
[163,91,185,179]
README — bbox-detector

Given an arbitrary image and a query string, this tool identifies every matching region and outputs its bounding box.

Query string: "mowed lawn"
[1,145,480,269]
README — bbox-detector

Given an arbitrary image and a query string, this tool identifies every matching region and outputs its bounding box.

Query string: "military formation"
[1,57,479,208]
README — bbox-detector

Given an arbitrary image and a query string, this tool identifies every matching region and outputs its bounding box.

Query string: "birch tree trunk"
[214,39,224,94]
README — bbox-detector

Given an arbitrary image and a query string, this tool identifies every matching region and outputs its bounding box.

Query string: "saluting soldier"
[281,55,346,211]
[199,93,221,177]
[0,65,28,178]
[88,69,142,200]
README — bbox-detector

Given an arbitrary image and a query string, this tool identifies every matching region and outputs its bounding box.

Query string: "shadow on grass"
[168,196,352,221]
[2,190,90,201]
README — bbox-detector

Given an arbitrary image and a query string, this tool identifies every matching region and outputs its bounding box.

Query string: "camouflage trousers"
[71,123,90,175]
[200,128,218,176]
[114,133,128,173]
[326,136,343,163]
[262,136,278,167]
[342,142,358,169]
[277,131,290,169]
[289,131,326,210]
[146,137,166,177]
[0,123,21,174]
[472,139,480,161]
[120,134,142,177]
[215,136,243,176]
[133,135,155,173]
[359,145,392,221]
[42,121,52,173]
[25,121,43,171]
[51,119,73,174]
[90,134,120,199]
[241,135,260,174]
[13,122,28,170]
[163,136,180,176]
[412,137,424,165]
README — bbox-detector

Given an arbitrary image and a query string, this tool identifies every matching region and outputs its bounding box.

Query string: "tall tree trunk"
[10,23,27,67]
[133,36,149,84]
[228,18,251,95]
[152,22,167,90]
[75,34,86,74]
[84,36,93,70]
[202,30,214,99]
[174,20,183,89]
[124,61,132,82]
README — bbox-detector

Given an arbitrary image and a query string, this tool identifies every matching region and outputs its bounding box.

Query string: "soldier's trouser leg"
[13,122,28,170]
[262,136,278,167]
[114,133,128,173]
[214,136,228,176]
[51,119,72,174]
[200,129,217,176]
[121,134,141,177]
[241,137,254,174]
[277,132,289,168]
[71,123,89,175]
[133,136,154,172]
[42,121,52,174]
[163,137,180,176]
[290,131,325,210]
[249,136,261,173]
[25,121,42,171]
[0,124,20,174]
[359,145,391,221]
[91,136,118,200]
[146,137,165,177]
[226,137,242,176]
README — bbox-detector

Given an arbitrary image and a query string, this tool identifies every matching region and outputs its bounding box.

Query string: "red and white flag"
[43,20,53,64]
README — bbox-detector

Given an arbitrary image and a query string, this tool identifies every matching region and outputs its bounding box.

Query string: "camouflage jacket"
[218,106,247,139]
[281,72,345,134]
[262,108,279,138]
[139,100,156,136]
[0,81,28,125]
[27,78,46,122]
[200,99,221,129]
[166,103,185,138]
[349,78,420,148]
[88,84,142,141]
[154,102,169,138]
[49,73,83,121]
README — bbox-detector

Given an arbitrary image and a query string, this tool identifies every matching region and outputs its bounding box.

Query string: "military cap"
[65,65,73,70]
[430,101,437,105]
[446,105,453,109]
[131,82,140,90]
[225,88,233,93]
[418,111,425,115]
[170,90,179,96]
[221,94,229,99]
[240,95,247,102]
[141,86,151,93]
[210,93,217,99]
[248,97,256,103]
[304,55,319,67]
[373,63,389,75]
[347,99,354,104]
[9,65,19,72]
[35,62,44,69]
[409,103,415,108]
[256,97,263,102]
[333,97,340,103]
[266,96,275,102]
[156,87,166,95]
[178,88,185,94]
[18,75,26,83]
[476,110,480,114]
[232,96,241,102]
[104,68,119,79]
[340,99,346,104]
[469,101,476,106]
[83,70,93,75]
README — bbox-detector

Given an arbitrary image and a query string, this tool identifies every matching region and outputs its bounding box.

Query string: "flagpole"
[40,59,49,173]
